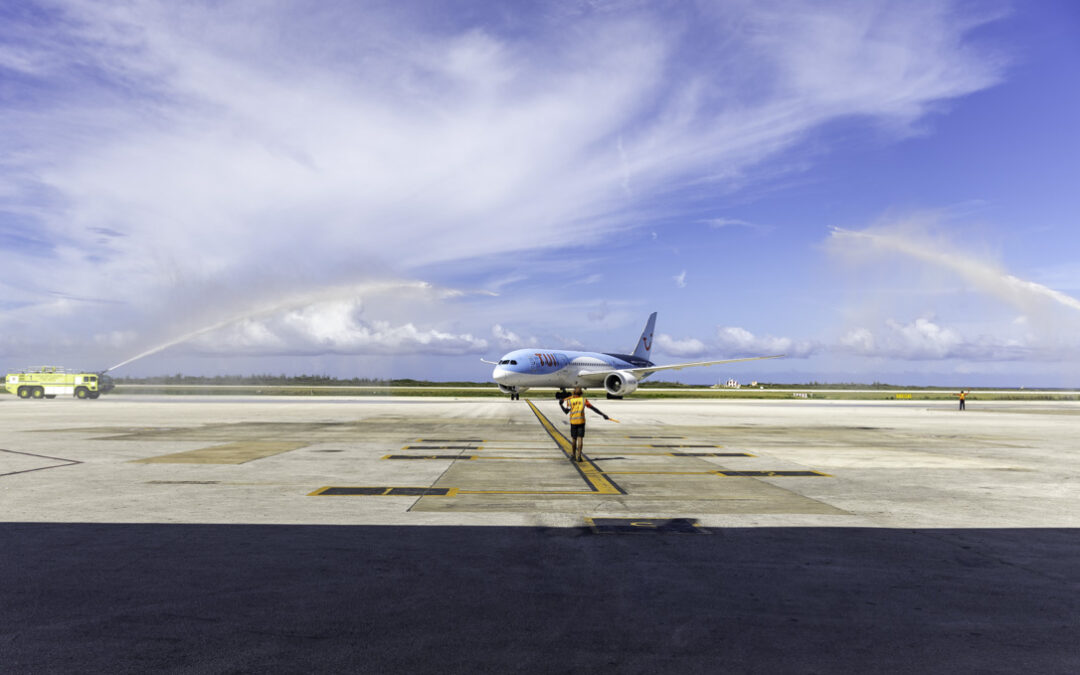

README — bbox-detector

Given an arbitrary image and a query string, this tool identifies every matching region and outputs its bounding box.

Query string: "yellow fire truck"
[4,367,113,400]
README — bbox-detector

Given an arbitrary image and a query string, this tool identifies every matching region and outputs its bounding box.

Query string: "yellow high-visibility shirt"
[568,395,586,425]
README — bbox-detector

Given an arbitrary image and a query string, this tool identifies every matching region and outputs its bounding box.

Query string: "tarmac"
[2,395,1079,673]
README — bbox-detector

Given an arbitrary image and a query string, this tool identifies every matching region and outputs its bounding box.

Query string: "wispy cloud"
[702,217,772,232]
[673,270,687,288]
[0,1,1007,370]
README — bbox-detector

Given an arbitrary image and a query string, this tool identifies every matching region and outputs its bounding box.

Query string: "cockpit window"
[510,360,517,365]
[498,359,518,365]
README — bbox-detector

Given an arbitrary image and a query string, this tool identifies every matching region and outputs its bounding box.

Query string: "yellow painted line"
[583,451,757,457]
[457,490,602,495]
[132,441,308,464]
[525,399,625,495]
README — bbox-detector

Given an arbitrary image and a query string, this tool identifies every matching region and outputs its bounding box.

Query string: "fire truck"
[4,367,114,400]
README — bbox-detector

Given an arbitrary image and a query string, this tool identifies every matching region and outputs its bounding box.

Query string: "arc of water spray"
[829,227,1080,315]
[104,280,488,373]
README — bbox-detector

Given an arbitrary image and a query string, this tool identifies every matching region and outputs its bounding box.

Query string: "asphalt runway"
[2,395,1079,673]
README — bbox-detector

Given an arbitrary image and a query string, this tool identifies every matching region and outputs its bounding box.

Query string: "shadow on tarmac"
[3,523,1078,674]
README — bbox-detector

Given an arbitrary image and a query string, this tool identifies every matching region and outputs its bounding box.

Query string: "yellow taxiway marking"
[133,441,308,465]
[525,399,626,495]
[457,490,611,495]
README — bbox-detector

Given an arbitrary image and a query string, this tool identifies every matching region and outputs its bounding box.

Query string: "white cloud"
[0,1,1007,372]
[673,270,687,288]
[827,219,1080,361]
[702,217,771,232]
[716,327,815,357]
[837,317,1040,361]
[656,334,708,358]
[188,300,488,356]
[656,327,815,360]
[491,324,537,350]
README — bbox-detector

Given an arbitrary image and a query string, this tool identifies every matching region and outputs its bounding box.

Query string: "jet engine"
[604,371,638,398]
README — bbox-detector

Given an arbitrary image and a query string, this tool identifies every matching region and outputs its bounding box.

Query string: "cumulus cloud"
[187,300,488,356]
[715,327,816,358]
[491,324,537,350]
[657,327,815,360]
[838,317,1038,361]
[0,1,1006,371]
[655,334,708,358]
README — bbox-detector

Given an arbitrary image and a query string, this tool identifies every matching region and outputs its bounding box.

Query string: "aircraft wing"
[589,354,785,380]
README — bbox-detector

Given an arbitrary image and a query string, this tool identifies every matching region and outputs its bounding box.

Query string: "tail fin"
[632,312,657,361]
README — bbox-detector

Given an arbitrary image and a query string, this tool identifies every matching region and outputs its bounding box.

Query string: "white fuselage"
[491,348,652,390]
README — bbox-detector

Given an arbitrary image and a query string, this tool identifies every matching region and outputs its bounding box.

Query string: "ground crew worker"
[956,390,967,411]
[559,387,608,462]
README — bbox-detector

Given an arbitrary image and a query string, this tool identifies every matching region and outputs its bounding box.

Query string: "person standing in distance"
[559,387,609,462]
[956,390,967,411]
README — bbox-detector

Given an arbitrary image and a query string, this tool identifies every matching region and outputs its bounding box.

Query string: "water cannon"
[97,371,116,393]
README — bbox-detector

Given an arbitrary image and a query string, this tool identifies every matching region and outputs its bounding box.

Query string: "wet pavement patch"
[132,441,309,464]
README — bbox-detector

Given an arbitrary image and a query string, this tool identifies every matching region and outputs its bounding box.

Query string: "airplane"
[482,312,784,400]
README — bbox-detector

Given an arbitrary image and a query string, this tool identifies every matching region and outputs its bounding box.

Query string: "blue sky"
[2,0,1079,386]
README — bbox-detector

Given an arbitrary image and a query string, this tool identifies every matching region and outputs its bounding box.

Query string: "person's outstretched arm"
[585,400,609,420]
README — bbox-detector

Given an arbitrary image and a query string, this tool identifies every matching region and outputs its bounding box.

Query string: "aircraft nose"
[492,366,507,382]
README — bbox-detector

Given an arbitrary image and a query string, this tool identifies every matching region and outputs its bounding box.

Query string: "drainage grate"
[670,452,752,457]
[587,517,709,534]
[384,455,472,460]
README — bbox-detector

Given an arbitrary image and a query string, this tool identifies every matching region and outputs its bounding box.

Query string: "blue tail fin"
[632,312,657,361]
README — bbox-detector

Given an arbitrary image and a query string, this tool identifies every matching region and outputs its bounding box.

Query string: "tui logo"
[642,334,652,350]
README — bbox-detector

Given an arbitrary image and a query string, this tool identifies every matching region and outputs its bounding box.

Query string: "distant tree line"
[113,374,487,387]
[110,374,1046,390]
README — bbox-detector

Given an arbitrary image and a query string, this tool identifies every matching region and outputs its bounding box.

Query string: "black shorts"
[570,423,585,438]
